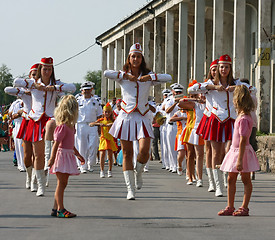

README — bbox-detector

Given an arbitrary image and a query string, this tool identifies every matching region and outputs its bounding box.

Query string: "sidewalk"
[0,151,275,240]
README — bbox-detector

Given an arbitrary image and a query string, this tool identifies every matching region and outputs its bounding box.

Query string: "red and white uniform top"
[104,70,171,116]
[188,79,213,117]
[13,78,76,121]
[4,87,32,120]
[188,79,256,122]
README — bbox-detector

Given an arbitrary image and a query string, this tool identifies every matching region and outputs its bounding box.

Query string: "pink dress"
[50,124,79,175]
[220,114,260,173]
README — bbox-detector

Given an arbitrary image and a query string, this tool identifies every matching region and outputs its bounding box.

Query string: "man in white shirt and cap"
[75,82,102,173]
[165,83,184,173]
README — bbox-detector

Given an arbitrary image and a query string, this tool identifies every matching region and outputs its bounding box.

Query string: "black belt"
[168,122,174,125]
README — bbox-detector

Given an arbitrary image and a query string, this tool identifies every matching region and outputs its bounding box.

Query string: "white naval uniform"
[75,95,102,171]
[159,100,169,169]
[165,96,179,172]
[104,70,172,141]
[10,100,25,170]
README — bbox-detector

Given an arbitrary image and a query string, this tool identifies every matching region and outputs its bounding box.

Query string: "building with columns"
[96,0,275,133]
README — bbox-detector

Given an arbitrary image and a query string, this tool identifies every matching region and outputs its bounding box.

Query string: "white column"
[233,0,246,79]
[143,22,153,96]
[115,39,123,98]
[212,0,224,60]
[165,10,174,82]
[101,47,107,104]
[108,43,115,100]
[257,0,272,133]
[124,34,131,63]
[194,0,205,82]
[154,17,162,103]
[178,2,189,92]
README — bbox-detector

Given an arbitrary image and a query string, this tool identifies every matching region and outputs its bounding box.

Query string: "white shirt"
[77,95,102,123]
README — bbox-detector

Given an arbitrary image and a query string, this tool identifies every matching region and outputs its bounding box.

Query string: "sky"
[0,0,151,84]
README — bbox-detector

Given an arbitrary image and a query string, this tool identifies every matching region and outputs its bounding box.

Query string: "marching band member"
[13,57,76,196]
[104,43,172,200]
[165,84,184,173]
[159,89,171,170]
[191,54,256,197]
[188,59,218,192]
[5,64,37,190]
[75,82,102,173]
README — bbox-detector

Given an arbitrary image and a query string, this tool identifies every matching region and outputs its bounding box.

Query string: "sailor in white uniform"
[75,82,102,173]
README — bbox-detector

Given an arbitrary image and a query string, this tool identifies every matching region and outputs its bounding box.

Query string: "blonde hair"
[233,85,255,115]
[54,95,78,126]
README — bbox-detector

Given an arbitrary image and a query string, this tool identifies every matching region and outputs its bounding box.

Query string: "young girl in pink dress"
[218,85,260,216]
[48,95,85,218]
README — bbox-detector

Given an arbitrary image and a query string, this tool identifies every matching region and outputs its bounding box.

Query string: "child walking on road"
[90,102,117,178]
[48,95,85,218]
[218,85,259,216]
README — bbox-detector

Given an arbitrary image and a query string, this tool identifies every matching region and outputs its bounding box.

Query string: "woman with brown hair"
[14,57,76,196]
[104,43,171,200]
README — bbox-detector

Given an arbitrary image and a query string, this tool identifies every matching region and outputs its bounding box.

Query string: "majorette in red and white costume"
[188,59,218,141]
[104,44,172,142]
[188,55,256,143]
[13,58,76,142]
[104,43,171,200]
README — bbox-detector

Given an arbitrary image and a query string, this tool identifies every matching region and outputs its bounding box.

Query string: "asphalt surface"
[0,151,275,240]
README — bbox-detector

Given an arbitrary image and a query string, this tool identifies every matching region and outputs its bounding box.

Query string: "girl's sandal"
[233,207,249,216]
[51,209,57,217]
[57,209,77,218]
[218,206,235,216]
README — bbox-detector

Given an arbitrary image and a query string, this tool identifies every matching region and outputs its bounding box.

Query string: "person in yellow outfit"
[90,102,117,178]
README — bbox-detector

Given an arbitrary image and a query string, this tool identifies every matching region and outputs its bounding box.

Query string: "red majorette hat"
[218,54,231,65]
[129,43,143,55]
[210,59,219,69]
[29,63,40,72]
[40,57,53,66]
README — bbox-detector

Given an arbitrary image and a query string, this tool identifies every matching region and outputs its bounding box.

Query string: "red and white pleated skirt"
[109,111,154,141]
[17,118,29,140]
[23,114,51,142]
[196,114,210,140]
[203,113,235,142]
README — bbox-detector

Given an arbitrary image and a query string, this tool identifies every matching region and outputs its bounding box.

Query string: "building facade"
[96,0,275,133]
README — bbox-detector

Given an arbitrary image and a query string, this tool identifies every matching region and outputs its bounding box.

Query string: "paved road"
[0,151,274,240]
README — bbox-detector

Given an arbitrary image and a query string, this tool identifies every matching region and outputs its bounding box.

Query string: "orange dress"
[97,117,118,152]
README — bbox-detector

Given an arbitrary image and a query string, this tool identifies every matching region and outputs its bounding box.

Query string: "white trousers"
[75,123,99,170]
[166,123,178,171]
[160,124,169,168]
[13,121,24,170]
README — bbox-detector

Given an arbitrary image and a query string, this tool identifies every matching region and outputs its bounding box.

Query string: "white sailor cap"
[81,81,95,90]
[170,83,178,89]
[162,89,171,95]
[172,83,184,92]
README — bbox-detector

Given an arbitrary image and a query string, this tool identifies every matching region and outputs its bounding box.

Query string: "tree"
[0,64,16,112]
[84,70,101,96]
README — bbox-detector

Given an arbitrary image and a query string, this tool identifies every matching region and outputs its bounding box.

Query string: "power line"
[54,41,99,67]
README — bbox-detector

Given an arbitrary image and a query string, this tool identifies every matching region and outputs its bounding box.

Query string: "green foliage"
[84,70,101,96]
[0,64,16,112]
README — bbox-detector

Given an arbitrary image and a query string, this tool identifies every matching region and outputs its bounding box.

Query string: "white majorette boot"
[134,162,145,190]
[26,166,32,189]
[31,168,37,192]
[123,170,135,200]
[212,169,223,197]
[206,168,215,192]
[36,169,46,197]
